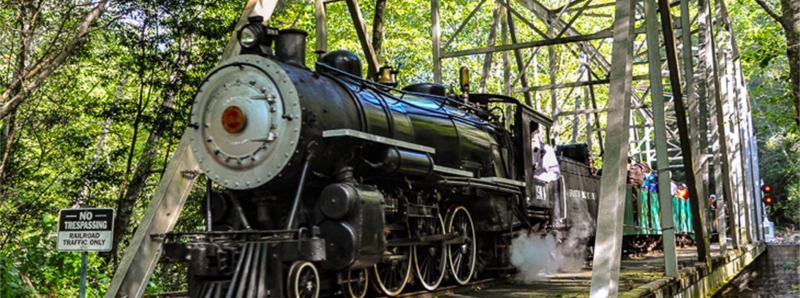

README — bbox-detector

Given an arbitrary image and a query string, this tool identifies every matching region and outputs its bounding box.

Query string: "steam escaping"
[509,229,589,283]
[509,232,563,282]
[510,190,595,283]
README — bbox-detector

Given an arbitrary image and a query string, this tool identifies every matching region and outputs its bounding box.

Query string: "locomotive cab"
[461,94,559,209]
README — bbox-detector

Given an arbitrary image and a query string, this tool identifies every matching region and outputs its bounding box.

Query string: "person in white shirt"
[531,127,560,182]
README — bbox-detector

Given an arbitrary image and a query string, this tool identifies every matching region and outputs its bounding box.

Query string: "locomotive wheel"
[287,261,320,298]
[413,215,447,291]
[372,226,412,296]
[446,206,476,285]
[343,268,368,298]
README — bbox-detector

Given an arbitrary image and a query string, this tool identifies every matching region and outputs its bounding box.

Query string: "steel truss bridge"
[105,0,766,297]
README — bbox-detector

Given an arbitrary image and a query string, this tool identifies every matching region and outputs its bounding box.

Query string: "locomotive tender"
[163,18,603,298]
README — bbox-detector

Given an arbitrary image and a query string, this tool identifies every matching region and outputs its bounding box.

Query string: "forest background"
[0,0,797,296]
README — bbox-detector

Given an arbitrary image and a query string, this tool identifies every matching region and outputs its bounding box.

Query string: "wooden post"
[644,0,677,277]
[589,0,635,295]
[658,0,710,264]
[431,0,441,83]
[479,3,500,93]
[344,0,379,80]
[315,0,327,56]
[703,0,740,250]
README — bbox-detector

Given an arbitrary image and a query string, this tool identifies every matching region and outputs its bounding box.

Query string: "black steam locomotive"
[162,18,601,298]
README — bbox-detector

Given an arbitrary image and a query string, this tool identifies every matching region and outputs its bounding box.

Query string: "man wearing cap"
[531,123,562,230]
[531,126,560,182]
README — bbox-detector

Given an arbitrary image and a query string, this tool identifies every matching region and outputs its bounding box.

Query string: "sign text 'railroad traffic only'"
[57,208,114,252]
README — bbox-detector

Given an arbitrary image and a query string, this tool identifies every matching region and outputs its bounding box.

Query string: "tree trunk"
[371,0,387,63]
[111,38,190,263]
[0,112,17,195]
[0,0,108,120]
[783,0,800,128]
[480,3,501,93]
[0,2,30,195]
[73,73,126,207]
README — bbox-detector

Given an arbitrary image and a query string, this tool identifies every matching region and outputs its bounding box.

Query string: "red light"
[764,196,774,205]
[221,106,246,133]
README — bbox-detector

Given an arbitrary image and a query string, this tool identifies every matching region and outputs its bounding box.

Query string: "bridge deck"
[439,241,765,297]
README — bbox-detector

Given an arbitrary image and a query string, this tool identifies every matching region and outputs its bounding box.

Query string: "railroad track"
[385,277,506,298]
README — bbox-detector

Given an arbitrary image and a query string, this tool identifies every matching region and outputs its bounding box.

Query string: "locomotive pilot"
[531,124,560,182]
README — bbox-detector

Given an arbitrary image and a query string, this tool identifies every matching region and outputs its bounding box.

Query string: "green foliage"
[780,258,800,271]
[0,0,244,296]
[0,213,111,297]
[729,0,800,228]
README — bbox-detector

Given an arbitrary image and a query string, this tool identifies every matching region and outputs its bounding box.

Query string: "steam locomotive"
[162,18,607,298]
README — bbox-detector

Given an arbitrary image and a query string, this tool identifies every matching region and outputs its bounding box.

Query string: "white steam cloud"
[510,192,595,283]
[509,232,563,282]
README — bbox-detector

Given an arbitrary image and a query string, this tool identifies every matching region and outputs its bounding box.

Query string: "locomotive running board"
[481,176,526,187]
[322,129,436,154]
[432,165,473,177]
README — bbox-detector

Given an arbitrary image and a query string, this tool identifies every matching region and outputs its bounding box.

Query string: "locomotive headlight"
[238,26,259,49]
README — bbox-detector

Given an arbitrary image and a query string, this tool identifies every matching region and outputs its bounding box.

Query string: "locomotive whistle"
[459,66,470,105]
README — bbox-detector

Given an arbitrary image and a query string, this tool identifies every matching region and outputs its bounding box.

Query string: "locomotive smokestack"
[275,29,308,68]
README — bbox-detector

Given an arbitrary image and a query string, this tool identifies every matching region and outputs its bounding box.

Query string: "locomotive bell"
[378,65,398,87]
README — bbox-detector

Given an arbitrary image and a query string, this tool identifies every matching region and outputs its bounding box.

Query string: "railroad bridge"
[105,0,774,297]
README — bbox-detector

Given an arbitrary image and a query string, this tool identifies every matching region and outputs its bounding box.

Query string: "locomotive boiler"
[163,17,603,298]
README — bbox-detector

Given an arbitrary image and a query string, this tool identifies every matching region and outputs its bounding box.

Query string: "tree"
[755,0,800,129]
[0,0,245,295]
[0,0,108,191]
[0,0,108,121]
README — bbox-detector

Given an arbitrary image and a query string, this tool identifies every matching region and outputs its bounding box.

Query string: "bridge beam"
[644,0,677,278]
[588,0,635,296]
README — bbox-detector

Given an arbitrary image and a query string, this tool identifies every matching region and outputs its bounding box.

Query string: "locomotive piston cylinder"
[317,183,386,271]
[188,245,211,276]
[318,183,357,219]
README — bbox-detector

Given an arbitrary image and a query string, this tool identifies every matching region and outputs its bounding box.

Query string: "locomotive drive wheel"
[446,206,477,285]
[413,215,447,291]
[372,226,412,296]
[287,261,320,298]
[342,268,368,298]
